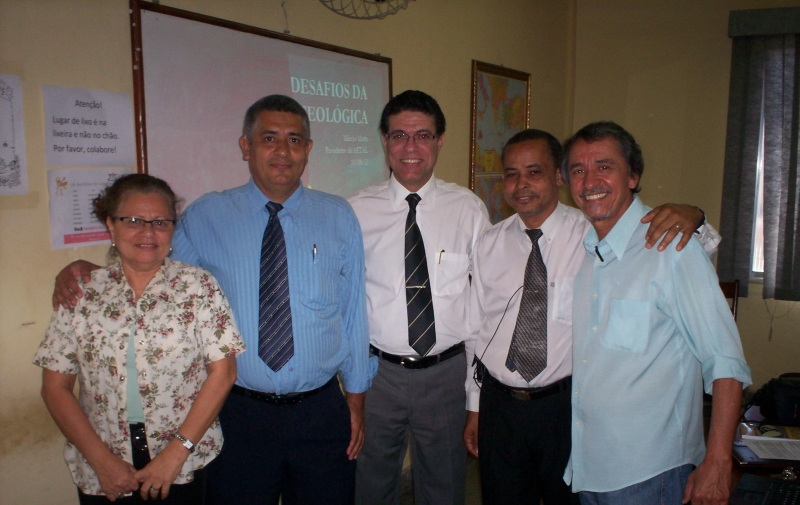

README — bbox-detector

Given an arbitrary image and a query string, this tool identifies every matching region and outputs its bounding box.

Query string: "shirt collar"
[244,177,305,216]
[584,194,646,261]
[106,257,174,303]
[513,202,566,247]
[388,173,437,211]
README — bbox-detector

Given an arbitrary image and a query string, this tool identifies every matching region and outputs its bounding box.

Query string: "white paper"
[742,435,800,460]
[47,168,130,249]
[0,74,28,195]
[43,85,135,167]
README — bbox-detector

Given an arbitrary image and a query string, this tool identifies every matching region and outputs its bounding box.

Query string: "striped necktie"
[506,228,547,382]
[258,202,294,372]
[405,193,436,357]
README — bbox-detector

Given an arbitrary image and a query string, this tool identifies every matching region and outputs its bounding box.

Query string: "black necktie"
[258,202,294,372]
[405,193,436,356]
[506,228,548,382]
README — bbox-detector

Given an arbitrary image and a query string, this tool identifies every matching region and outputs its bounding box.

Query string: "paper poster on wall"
[0,74,28,195]
[47,168,130,249]
[42,85,135,167]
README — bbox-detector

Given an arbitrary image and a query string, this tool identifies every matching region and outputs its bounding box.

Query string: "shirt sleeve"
[33,306,81,375]
[695,222,721,257]
[172,210,201,266]
[193,270,247,362]
[465,200,491,411]
[666,242,751,393]
[465,234,487,412]
[336,208,377,393]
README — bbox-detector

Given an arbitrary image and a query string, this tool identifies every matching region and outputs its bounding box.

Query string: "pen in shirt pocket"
[313,244,317,264]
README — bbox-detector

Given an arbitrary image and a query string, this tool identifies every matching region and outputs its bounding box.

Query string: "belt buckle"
[510,390,531,401]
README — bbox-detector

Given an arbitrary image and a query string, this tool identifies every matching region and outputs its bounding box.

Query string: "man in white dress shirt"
[349,90,491,505]
[463,129,717,505]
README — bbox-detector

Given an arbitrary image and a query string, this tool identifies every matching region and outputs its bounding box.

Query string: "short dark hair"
[379,90,446,136]
[93,173,180,225]
[560,121,643,193]
[242,94,310,141]
[502,129,562,168]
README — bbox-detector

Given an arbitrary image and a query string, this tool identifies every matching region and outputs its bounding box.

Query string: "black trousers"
[207,380,356,505]
[77,424,207,505]
[477,377,579,505]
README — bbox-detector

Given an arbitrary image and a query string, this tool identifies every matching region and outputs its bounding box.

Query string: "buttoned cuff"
[340,356,378,393]
[696,222,721,256]
[701,356,752,394]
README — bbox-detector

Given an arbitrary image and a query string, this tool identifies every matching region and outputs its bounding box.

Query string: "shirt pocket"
[601,299,650,353]
[298,258,339,311]
[431,252,469,297]
[553,277,574,325]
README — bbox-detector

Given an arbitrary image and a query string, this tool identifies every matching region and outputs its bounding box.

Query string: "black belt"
[231,376,337,406]
[484,373,572,401]
[370,342,465,369]
[129,422,151,470]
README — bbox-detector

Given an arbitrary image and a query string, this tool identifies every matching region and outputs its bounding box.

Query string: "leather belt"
[231,376,337,406]
[370,342,465,369]
[484,373,571,401]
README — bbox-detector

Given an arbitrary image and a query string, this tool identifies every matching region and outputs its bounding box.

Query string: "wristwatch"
[694,207,706,235]
[174,433,195,453]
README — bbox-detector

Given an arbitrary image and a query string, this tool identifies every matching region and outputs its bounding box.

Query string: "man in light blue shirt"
[52,95,375,505]
[561,121,751,505]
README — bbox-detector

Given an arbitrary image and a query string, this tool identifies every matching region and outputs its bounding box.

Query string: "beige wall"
[0,1,572,503]
[572,0,800,389]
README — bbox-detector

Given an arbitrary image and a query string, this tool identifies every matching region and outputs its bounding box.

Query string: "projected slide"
[136,3,391,205]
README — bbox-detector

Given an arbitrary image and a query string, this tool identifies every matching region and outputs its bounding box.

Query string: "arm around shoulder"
[52,260,100,310]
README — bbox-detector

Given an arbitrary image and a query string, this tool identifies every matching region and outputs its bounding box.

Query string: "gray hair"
[242,94,311,141]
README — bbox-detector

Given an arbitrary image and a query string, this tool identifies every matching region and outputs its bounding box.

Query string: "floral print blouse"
[33,258,246,495]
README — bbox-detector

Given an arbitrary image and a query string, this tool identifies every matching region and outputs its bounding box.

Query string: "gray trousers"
[355,351,468,505]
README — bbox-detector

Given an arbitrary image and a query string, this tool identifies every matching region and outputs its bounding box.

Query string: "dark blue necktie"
[258,202,294,372]
[405,193,436,357]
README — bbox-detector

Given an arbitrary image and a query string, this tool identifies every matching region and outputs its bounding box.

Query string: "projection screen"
[131,0,392,205]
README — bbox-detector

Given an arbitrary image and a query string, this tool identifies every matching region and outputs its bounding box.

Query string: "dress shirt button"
[574,390,578,395]
[575,421,580,426]
[592,326,597,332]
[582,359,587,364]
[120,375,125,382]
[593,293,598,298]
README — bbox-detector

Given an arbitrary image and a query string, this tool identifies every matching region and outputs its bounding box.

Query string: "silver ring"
[149,487,160,494]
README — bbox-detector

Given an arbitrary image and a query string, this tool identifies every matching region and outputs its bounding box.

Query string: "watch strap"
[175,433,195,453]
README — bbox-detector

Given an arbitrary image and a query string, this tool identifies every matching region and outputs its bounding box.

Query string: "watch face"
[176,434,194,452]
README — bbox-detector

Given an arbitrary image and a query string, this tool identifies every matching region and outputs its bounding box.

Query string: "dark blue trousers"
[207,381,356,505]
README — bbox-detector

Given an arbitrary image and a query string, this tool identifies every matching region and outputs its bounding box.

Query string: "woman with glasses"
[34,174,245,504]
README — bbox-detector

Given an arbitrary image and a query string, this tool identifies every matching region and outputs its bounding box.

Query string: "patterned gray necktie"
[405,193,436,356]
[506,228,548,382]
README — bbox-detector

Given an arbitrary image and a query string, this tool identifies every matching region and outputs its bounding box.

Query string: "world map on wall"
[473,72,527,223]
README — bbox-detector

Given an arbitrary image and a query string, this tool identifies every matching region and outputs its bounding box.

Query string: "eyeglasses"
[385,132,438,146]
[112,216,176,231]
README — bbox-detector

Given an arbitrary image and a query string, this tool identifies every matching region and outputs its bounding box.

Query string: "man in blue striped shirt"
[52,95,375,505]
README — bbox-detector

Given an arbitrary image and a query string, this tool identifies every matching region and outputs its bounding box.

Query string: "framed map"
[469,61,530,224]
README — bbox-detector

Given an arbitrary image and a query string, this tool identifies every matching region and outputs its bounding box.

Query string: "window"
[718,9,800,301]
